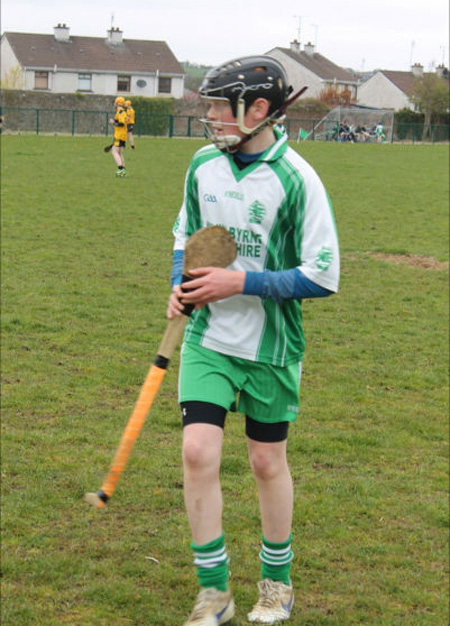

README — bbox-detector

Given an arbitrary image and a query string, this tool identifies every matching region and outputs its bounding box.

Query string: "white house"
[0,24,185,98]
[266,41,359,100]
[357,64,449,110]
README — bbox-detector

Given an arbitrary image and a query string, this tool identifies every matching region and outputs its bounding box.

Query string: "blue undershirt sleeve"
[171,249,184,287]
[243,268,332,302]
[171,252,331,301]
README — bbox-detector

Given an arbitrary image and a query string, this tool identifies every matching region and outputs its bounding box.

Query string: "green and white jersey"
[173,130,339,366]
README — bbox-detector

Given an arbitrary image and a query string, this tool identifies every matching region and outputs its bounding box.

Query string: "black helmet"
[199,55,292,118]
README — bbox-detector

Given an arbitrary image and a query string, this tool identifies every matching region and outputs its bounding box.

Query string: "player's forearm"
[171,249,184,286]
[172,251,332,302]
[243,268,333,302]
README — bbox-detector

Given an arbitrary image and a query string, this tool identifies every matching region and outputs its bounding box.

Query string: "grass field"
[1,135,449,625]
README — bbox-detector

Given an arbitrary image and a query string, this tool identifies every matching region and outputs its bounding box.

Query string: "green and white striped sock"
[191,533,230,591]
[260,535,293,585]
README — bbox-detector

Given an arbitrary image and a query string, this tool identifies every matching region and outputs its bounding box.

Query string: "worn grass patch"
[1,136,449,625]
[370,252,449,270]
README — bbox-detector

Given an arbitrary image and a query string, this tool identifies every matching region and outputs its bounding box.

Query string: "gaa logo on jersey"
[315,246,333,270]
[248,200,267,224]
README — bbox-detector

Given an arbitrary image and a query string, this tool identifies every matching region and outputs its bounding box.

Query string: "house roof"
[379,71,418,96]
[376,70,449,96]
[2,31,184,75]
[270,46,357,83]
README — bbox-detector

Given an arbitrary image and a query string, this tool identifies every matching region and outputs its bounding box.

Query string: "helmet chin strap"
[207,115,276,154]
[210,133,242,151]
[216,85,309,153]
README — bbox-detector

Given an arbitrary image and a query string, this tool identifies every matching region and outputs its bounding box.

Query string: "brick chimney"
[304,42,315,56]
[411,63,424,78]
[107,26,123,45]
[290,40,301,54]
[54,23,70,42]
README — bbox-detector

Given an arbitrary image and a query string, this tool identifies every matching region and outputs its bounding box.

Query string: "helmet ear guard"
[232,85,307,147]
[234,92,286,135]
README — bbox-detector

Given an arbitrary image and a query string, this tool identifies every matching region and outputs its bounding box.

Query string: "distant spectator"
[355,125,370,142]
[338,122,349,141]
[375,122,386,143]
[338,121,357,142]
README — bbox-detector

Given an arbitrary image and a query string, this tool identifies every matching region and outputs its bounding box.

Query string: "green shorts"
[179,342,302,424]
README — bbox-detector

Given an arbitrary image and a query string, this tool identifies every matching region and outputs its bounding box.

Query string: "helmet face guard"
[199,96,243,151]
[198,56,303,152]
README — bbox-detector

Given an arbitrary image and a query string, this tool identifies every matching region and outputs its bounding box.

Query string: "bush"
[394,108,424,140]
[130,97,175,136]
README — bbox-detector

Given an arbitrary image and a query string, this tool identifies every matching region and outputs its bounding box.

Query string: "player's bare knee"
[249,448,281,481]
[183,438,217,473]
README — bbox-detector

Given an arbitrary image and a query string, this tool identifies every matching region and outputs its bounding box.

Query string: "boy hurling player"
[125,99,136,149]
[167,55,340,625]
[109,96,128,176]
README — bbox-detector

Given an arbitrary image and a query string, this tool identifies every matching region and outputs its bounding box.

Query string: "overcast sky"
[1,0,449,72]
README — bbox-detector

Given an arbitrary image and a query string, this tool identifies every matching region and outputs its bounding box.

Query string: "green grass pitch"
[1,135,448,625]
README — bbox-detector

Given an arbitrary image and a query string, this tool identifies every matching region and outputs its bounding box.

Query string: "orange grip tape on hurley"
[100,364,166,498]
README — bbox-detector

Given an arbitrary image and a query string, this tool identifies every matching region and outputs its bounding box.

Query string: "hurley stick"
[85,226,237,509]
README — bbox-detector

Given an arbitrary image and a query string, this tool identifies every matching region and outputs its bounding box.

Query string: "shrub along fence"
[1,106,448,143]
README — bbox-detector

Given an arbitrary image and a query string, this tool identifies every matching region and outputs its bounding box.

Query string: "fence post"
[135,111,140,137]
[36,109,40,135]
[72,110,76,136]
[169,115,174,138]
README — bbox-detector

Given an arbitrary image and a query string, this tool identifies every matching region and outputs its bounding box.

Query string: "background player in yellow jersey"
[125,100,136,149]
[109,96,128,177]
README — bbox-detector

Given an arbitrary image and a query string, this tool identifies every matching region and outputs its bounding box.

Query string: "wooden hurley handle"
[157,314,189,361]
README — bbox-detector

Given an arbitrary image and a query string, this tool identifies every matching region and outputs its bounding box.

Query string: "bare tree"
[410,74,449,141]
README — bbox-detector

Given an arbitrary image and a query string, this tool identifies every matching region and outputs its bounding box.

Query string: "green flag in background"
[298,128,309,140]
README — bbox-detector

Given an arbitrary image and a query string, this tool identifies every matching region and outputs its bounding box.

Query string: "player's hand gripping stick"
[84,226,237,509]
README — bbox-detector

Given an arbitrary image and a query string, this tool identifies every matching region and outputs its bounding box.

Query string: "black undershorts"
[180,401,289,442]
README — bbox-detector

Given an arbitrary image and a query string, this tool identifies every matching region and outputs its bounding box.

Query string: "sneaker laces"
[255,579,283,608]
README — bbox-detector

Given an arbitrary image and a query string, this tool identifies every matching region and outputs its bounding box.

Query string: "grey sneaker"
[183,587,235,625]
[247,579,294,623]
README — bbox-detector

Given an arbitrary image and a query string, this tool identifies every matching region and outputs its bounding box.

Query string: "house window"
[117,75,131,92]
[34,71,49,90]
[78,73,92,91]
[158,76,172,94]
